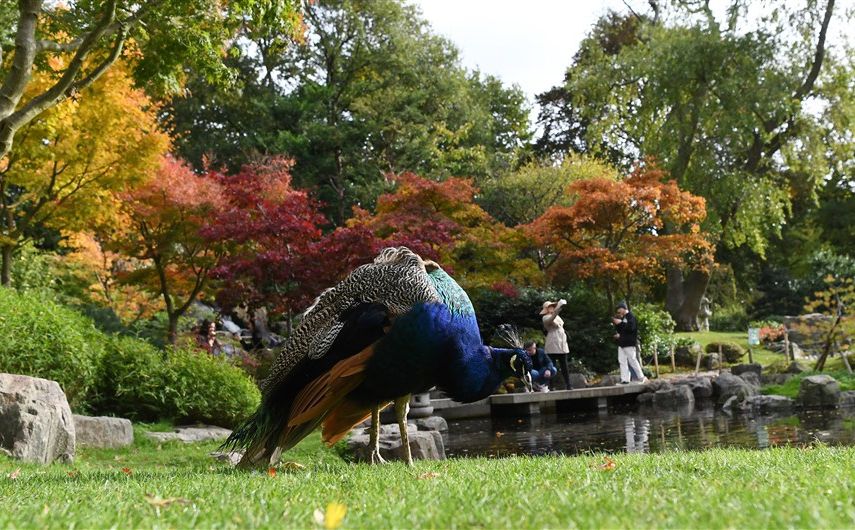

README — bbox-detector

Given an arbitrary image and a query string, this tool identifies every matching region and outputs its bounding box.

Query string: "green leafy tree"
[165,0,532,223]
[535,1,846,327]
[0,0,302,284]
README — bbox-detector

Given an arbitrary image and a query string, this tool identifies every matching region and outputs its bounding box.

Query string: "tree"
[0,0,302,162]
[527,163,713,316]
[798,275,855,372]
[108,157,225,344]
[0,63,169,284]
[165,0,532,223]
[535,1,845,324]
[348,172,542,290]
[204,157,358,318]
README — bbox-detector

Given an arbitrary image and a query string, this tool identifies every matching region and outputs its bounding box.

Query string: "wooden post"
[694,349,703,375]
[718,343,723,372]
[653,342,660,377]
[784,328,791,361]
[748,348,754,364]
[670,344,676,373]
[839,341,853,374]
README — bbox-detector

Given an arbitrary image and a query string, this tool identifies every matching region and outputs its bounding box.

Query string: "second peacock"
[223,246,532,467]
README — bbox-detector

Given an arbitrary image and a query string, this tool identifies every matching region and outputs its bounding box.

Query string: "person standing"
[541,299,570,387]
[612,301,646,384]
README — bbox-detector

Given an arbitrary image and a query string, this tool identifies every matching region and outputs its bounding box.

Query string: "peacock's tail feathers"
[223,342,377,469]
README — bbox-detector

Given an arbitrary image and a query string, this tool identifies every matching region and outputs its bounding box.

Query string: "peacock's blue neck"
[428,268,475,316]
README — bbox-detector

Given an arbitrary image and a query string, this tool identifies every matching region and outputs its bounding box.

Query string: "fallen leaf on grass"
[121,467,133,476]
[599,457,616,471]
[280,461,306,471]
[66,470,79,478]
[418,472,440,480]
[267,467,277,478]
[144,493,190,508]
[8,468,20,480]
[314,503,347,529]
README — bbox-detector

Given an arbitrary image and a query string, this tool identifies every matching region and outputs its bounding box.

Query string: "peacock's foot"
[369,449,386,465]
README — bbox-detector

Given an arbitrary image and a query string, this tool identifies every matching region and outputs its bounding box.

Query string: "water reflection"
[443,403,855,458]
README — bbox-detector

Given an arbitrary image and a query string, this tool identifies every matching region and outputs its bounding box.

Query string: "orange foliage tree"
[527,164,713,309]
[106,157,225,344]
[347,173,541,290]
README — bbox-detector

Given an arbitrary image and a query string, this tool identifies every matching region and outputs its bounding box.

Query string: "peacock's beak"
[523,372,533,393]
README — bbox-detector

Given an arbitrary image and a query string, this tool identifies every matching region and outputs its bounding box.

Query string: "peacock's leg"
[369,405,385,464]
[394,394,413,466]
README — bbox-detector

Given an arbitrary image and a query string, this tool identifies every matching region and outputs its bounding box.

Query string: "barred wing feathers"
[260,247,441,393]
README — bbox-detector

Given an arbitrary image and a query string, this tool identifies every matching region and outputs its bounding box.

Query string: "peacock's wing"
[260,246,441,393]
[224,247,441,467]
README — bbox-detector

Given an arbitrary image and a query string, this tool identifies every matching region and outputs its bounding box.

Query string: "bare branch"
[794,0,834,101]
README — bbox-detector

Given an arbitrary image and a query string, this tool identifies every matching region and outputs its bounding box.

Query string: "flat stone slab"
[490,383,646,405]
[145,425,232,443]
[73,415,133,448]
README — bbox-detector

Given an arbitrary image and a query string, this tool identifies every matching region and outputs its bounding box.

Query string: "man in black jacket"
[524,341,558,392]
[612,301,646,384]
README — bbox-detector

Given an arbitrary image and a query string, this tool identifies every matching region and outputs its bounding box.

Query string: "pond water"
[443,404,855,457]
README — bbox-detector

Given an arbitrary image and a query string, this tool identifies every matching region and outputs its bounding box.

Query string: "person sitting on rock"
[524,341,557,392]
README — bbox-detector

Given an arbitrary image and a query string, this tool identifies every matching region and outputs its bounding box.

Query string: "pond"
[443,403,855,457]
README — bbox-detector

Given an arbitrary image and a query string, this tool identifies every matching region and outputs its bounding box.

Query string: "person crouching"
[524,341,557,392]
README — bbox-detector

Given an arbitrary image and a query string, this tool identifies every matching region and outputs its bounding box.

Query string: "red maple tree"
[527,163,713,307]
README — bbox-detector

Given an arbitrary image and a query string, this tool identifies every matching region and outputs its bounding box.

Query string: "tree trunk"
[0,244,12,286]
[667,268,710,331]
[167,312,179,345]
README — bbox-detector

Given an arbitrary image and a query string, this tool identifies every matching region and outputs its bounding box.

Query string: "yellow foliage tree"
[0,62,169,284]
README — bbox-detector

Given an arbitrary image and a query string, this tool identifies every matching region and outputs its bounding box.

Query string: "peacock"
[222,246,532,466]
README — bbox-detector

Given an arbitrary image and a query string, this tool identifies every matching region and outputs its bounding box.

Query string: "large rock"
[640,385,695,408]
[346,428,445,462]
[415,416,448,432]
[0,374,75,464]
[565,373,588,389]
[738,372,761,390]
[740,395,795,414]
[145,425,232,443]
[73,415,133,448]
[672,376,714,399]
[797,375,841,408]
[841,391,855,408]
[761,373,794,385]
[596,375,622,387]
[713,372,757,406]
[786,362,808,374]
[732,364,762,378]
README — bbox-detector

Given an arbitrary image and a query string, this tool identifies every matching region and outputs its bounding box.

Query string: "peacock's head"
[493,347,533,392]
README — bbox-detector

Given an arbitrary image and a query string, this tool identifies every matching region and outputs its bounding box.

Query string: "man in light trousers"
[612,301,646,384]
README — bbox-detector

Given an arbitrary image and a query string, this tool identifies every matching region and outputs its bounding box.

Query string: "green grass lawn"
[762,370,855,398]
[674,330,782,368]
[2,425,854,529]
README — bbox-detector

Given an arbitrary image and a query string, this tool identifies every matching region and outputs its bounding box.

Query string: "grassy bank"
[762,370,855,398]
[2,426,854,529]
[674,330,781,368]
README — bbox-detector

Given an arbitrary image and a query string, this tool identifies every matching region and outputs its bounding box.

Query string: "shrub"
[705,341,746,363]
[469,285,616,374]
[95,336,260,427]
[710,303,749,331]
[0,287,105,409]
[633,303,676,362]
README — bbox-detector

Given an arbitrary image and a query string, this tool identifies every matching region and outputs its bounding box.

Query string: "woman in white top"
[540,299,568,355]
[540,299,571,388]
